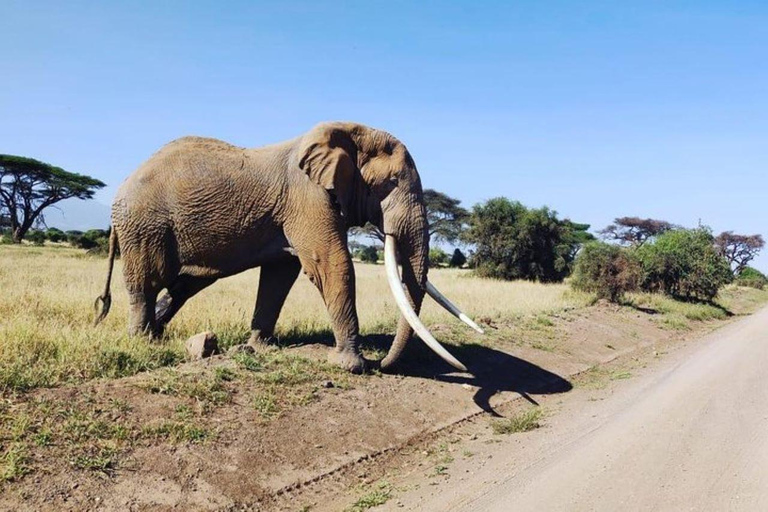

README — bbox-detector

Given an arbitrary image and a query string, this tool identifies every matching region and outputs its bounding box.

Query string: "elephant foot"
[247,331,275,350]
[328,348,367,374]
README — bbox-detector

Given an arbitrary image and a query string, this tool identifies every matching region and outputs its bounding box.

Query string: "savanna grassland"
[0,244,593,393]
[1,244,767,510]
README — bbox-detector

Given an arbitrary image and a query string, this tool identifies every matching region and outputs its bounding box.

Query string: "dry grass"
[0,245,592,393]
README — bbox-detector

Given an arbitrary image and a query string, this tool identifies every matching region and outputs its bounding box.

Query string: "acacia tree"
[0,154,106,243]
[714,231,765,275]
[600,217,674,246]
[350,188,468,244]
[423,189,469,244]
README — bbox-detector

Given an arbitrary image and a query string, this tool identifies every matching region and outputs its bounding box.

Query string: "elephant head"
[298,122,483,371]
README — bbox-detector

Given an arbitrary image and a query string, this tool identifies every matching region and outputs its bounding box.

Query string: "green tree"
[636,227,732,301]
[463,197,588,282]
[0,155,105,243]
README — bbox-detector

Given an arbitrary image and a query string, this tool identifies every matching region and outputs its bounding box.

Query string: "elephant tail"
[94,227,118,325]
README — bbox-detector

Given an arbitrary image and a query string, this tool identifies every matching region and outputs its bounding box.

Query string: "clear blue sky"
[2,1,766,270]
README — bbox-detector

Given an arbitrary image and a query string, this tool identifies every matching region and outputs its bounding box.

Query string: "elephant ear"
[298,127,358,219]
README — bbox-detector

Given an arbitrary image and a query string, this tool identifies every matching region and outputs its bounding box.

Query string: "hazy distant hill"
[45,198,112,231]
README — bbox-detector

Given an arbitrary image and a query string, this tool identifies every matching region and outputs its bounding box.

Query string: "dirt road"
[388,306,768,512]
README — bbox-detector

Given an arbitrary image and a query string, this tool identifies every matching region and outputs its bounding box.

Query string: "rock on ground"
[185,331,219,359]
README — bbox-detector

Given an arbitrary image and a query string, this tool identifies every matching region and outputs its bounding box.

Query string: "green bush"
[429,247,449,267]
[357,245,379,264]
[735,267,768,290]
[636,228,732,301]
[26,230,46,246]
[68,229,109,250]
[45,228,66,243]
[449,248,467,268]
[571,242,642,302]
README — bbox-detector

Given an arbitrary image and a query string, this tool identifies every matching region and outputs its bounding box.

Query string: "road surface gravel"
[398,306,768,512]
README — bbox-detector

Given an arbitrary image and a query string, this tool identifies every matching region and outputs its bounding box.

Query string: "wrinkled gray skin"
[97,122,429,373]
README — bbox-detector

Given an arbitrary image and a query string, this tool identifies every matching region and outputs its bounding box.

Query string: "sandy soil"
[0,302,756,511]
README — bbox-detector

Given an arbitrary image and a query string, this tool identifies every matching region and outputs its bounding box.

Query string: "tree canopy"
[349,188,468,245]
[0,154,105,243]
[599,216,674,246]
[423,189,469,244]
[714,231,765,275]
[462,197,593,282]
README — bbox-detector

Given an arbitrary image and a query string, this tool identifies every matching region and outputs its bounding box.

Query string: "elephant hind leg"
[120,229,180,339]
[155,274,217,334]
[127,289,160,338]
[249,258,302,346]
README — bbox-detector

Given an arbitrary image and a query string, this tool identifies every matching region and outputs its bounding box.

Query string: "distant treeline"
[3,151,764,303]
[349,192,765,302]
[1,227,111,253]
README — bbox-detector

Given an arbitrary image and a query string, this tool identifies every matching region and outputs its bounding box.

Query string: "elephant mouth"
[382,234,483,372]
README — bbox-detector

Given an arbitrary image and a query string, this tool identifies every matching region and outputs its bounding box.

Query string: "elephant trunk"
[379,203,467,372]
[380,230,427,370]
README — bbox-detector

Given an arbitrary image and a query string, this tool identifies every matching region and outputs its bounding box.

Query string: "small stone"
[322,380,334,389]
[185,331,219,360]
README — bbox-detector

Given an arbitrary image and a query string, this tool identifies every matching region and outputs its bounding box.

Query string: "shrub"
[735,267,768,290]
[68,229,109,250]
[449,248,467,268]
[26,230,46,246]
[571,242,642,302]
[428,248,449,267]
[636,228,732,301]
[357,246,379,264]
[45,228,66,243]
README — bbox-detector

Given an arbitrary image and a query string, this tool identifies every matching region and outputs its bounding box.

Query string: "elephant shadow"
[281,331,573,418]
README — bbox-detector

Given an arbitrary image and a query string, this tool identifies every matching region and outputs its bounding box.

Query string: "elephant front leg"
[296,247,366,374]
[249,258,302,347]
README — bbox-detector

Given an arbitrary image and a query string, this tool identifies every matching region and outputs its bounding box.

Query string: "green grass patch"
[1,443,30,482]
[70,445,117,474]
[142,421,210,444]
[491,408,543,434]
[346,481,393,511]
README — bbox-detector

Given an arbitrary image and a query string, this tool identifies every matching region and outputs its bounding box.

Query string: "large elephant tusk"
[426,281,485,334]
[384,235,467,372]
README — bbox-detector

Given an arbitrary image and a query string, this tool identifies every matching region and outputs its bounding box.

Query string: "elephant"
[94,122,483,373]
